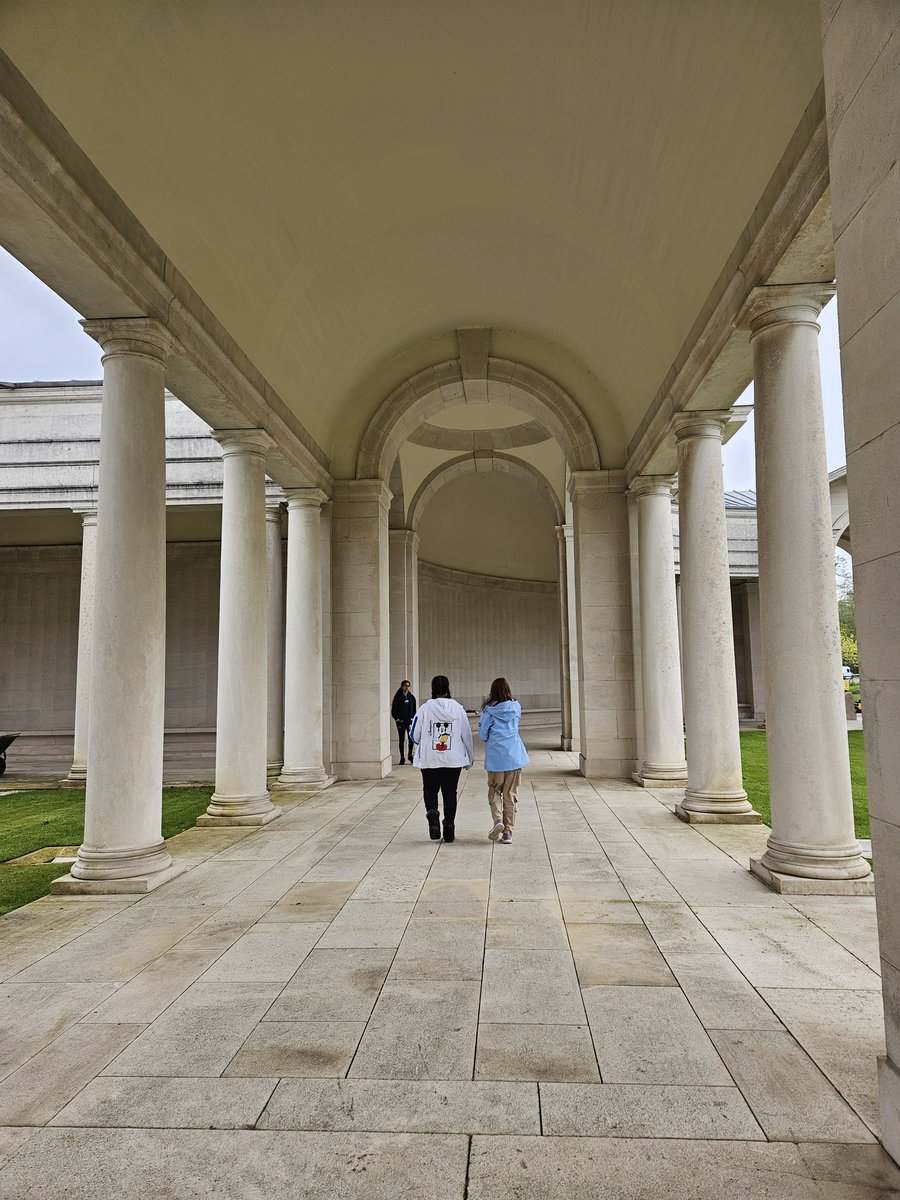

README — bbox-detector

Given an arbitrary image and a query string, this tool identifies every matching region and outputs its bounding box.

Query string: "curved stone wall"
[418,560,560,712]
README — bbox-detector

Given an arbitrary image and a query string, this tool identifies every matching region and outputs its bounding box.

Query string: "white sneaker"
[488,820,504,842]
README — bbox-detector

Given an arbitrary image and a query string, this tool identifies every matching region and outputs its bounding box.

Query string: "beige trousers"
[487,769,522,832]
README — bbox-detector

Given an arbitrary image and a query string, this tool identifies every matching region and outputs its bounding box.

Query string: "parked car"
[842,665,854,680]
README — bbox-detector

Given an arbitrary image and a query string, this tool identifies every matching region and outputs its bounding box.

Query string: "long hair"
[431,674,452,699]
[486,677,513,706]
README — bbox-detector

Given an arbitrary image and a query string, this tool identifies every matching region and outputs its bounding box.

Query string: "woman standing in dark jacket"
[391,680,417,764]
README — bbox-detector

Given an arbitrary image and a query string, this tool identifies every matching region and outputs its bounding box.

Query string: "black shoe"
[427,811,441,840]
[399,759,405,765]
[443,822,455,844]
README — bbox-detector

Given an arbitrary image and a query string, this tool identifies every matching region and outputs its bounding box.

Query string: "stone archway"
[356,357,602,480]
[406,452,564,532]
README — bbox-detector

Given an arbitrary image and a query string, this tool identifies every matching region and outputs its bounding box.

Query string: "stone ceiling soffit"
[408,450,563,531]
[0,48,331,493]
[625,82,830,483]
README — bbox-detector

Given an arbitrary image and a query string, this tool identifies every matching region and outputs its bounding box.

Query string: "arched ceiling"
[0,1,823,473]
[416,472,558,582]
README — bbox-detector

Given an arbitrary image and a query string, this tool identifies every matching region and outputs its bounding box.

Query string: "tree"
[836,552,858,669]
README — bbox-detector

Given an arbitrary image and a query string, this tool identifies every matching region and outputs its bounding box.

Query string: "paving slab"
[0,981,119,1078]
[709,1028,876,1143]
[49,1076,277,1129]
[0,1128,35,1169]
[265,947,394,1021]
[79,948,222,1024]
[695,906,882,990]
[411,878,489,919]
[390,918,485,980]
[258,880,358,923]
[259,1078,540,1133]
[540,1082,765,1139]
[467,1135,824,1199]
[317,900,414,948]
[199,923,327,982]
[224,1021,366,1077]
[349,978,480,1080]
[481,947,585,1024]
[0,1128,470,1199]
[0,1021,145,1126]
[567,922,676,987]
[583,986,732,1085]
[759,987,885,1133]
[102,980,280,1077]
[474,1022,599,1081]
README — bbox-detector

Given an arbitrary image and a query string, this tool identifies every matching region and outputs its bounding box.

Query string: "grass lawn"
[741,729,868,837]
[0,786,213,917]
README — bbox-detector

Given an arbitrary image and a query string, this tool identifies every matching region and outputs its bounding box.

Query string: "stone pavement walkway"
[0,741,896,1198]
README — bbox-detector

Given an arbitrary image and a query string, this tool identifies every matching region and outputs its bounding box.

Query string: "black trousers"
[421,766,462,827]
[396,719,413,761]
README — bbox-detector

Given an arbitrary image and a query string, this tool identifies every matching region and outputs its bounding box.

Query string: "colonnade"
[57,286,869,897]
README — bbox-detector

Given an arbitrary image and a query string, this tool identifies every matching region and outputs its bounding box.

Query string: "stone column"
[738,285,870,889]
[568,471,635,778]
[59,319,176,893]
[673,413,759,823]
[60,507,97,788]
[555,526,573,750]
[389,528,420,699]
[628,476,688,786]
[265,500,285,783]
[564,522,581,752]
[276,489,331,788]
[201,430,279,826]
[332,479,392,779]
[320,500,334,776]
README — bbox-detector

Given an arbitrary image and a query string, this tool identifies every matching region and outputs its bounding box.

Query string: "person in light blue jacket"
[479,677,529,844]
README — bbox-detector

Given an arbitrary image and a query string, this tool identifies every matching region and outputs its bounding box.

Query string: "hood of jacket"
[485,700,520,722]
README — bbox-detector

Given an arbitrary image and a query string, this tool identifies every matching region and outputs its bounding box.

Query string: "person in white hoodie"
[410,674,474,843]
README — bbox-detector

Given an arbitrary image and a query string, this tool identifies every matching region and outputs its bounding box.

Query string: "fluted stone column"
[276,489,332,789]
[60,507,97,788]
[389,528,420,700]
[265,501,285,783]
[57,319,177,893]
[629,476,688,786]
[674,414,760,823]
[738,285,871,891]
[555,526,573,750]
[201,430,279,826]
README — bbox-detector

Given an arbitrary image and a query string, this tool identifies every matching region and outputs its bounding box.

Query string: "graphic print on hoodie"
[410,696,474,769]
[431,720,452,752]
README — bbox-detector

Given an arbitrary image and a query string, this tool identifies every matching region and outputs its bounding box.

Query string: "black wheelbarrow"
[0,734,19,777]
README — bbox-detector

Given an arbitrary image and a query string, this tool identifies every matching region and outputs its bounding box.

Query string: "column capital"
[389,527,420,552]
[71,506,98,527]
[567,469,627,501]
[333,478,393,512]
[265,500,284,524]
[283,487,329,511]
[672,411,732,444]
[735,284,835,336]
[627,474,677,500]
[80,317,177,364]
[211,428,276,458]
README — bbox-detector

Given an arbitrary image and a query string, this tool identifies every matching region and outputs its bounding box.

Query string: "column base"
[750,855,874,895]
[266,760,284,784]
[333,757,393,781]
[676,797,762,824]
[52,859,190,896]
[633,766,688,789]
[752,835,873,883]
[560,737,572,751]
[197,791,281,827]
[59,769,87,789]
[273,766,334,791]
[62,839,175,889]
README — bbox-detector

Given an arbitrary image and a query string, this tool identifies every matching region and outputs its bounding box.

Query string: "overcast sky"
[0,246,848,493]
